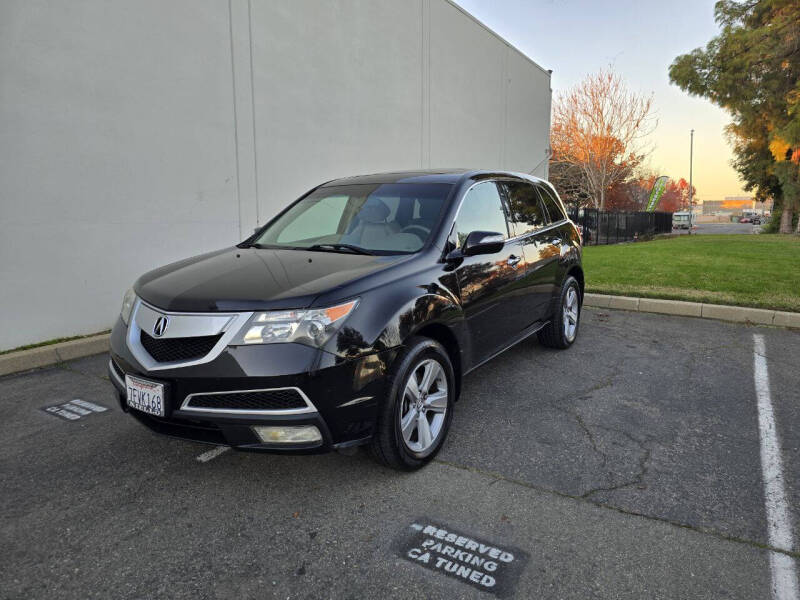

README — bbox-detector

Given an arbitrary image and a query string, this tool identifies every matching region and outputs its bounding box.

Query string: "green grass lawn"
[583,234,800,312]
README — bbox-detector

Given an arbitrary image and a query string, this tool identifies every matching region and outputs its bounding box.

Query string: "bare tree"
[548,159,591,209]
[551,69,655,210]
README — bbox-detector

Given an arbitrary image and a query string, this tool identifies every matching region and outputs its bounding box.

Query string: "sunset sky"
[453,0,748,202]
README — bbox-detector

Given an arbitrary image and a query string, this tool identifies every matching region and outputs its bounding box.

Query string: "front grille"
[185,389,308,411]
[140,331,222,363]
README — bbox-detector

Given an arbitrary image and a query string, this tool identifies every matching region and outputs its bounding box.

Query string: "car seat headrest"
[358,199,391,223]
[418,199,441,221]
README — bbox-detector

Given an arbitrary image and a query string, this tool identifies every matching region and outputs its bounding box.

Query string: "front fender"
[321,279,463,362]
[379,291,463,350]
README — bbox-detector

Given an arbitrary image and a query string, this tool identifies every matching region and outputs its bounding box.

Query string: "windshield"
[251,183,452,254]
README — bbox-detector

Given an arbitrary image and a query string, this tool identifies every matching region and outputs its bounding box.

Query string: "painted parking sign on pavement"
[41,399,109,421]
[397,519,528,597]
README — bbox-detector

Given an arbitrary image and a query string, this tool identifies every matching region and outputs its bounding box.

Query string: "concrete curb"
[584,293,800,329]
[0,334,110,377]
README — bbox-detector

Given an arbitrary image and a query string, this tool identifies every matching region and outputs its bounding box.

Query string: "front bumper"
[109,318,395,453]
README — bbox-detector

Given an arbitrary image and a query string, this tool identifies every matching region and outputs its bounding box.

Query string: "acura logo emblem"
[152,316,170,337]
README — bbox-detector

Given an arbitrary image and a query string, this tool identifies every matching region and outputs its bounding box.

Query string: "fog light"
[253,425,322,444]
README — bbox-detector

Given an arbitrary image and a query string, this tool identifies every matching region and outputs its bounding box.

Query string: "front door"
[450,181,527,364]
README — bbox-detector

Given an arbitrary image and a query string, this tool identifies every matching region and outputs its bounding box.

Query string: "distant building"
[702,196,772,215]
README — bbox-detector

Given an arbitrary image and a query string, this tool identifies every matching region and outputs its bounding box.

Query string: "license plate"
[125,375,165,417]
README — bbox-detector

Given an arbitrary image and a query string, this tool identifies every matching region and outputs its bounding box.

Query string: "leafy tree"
[660,178,698,213]
[605,175,697,213]
[728,120,783,204]
[605,179,649,211]
[669,0,800,233]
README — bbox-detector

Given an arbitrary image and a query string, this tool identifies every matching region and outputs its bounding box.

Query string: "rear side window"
[454,182,509,247]
[538,184,567,222]
[501,180,547,235]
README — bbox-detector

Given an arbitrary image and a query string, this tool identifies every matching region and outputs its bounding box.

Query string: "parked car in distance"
[739,216,752,223]
[108,170,584,470]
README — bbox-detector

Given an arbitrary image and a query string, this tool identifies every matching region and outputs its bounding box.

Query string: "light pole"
[688,129,694,235]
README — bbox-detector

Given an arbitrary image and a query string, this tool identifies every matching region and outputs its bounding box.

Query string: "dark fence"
[566,208,673,245]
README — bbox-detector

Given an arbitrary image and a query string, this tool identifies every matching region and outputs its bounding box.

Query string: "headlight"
[236,299,358,347]
[120,287,137,325]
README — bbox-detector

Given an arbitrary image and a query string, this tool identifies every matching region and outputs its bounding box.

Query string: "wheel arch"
[412,322,462,401]
[566,264,585,301]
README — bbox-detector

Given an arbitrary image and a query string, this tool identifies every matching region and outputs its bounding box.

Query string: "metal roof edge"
[442,0,552,79]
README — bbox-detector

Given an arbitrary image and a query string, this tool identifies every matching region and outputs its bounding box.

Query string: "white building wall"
[0,0,551,351]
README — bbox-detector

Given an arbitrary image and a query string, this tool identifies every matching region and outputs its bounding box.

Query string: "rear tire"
[538,275,581,349]
[369,336,455,471]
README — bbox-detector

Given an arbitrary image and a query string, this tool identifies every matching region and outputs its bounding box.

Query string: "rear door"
[534,182,570,307]
[450,181,527,363]
[500,179,560,323]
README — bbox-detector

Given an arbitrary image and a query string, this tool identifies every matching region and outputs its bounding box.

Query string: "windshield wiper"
[238,242,283,250]
[241,241,375,254]
[306,243,375,255]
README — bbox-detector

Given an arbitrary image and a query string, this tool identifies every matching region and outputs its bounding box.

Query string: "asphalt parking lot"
[3,308,799,599]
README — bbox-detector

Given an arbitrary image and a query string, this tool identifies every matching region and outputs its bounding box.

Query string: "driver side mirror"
[444,230,505,267]
[461,231,505,256]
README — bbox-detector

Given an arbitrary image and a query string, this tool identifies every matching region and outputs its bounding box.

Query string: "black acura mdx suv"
[109,170,583,470]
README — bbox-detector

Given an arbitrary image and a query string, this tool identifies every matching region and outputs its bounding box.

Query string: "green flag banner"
[646,176,668,212]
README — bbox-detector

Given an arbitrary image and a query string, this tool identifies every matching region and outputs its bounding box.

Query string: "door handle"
[507,255,521,267]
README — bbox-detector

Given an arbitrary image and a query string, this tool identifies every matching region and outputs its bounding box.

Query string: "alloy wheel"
[563,287,579,342]
[399,358,448,453]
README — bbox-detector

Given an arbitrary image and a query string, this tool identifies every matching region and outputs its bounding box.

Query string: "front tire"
[538,275,581,349]
[369,336,455,470]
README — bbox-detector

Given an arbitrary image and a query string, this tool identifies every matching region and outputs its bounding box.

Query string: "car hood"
[134,246,410,312]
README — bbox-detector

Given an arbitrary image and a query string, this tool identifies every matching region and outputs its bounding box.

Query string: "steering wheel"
[400,224,431,242]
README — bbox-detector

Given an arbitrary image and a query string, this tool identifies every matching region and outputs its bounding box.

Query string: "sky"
[453,0,748,201]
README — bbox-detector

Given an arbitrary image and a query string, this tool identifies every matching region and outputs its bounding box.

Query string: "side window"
[538,184,567,222]
[502,180,547,235]
[454,182,509,248]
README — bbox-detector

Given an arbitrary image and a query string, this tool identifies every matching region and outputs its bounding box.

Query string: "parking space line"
[753,334,799,600]
[196,446,231,463]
